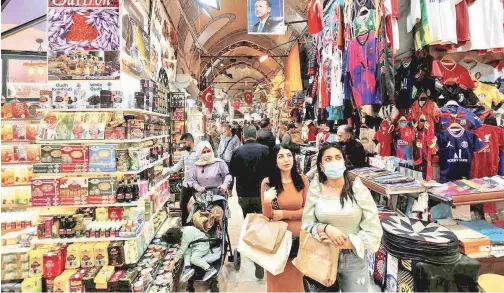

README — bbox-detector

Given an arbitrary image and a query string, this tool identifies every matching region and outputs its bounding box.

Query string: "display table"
[348,168,426,196]
[427,177,504,206]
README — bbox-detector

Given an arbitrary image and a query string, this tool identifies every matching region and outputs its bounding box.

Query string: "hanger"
[448,122,463,130]
[402,57,412,68]
[446,100,459,107]
[462,55,477,63]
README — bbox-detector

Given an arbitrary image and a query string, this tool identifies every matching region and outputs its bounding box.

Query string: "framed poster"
[247,0,286,34]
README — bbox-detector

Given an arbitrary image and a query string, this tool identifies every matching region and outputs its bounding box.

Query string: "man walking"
[257,118,276,153]
[229,126,270,279]
[217,122,241,192]
[167,133,199,224]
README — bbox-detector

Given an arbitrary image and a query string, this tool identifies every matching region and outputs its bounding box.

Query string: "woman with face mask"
[261,144,309,292]
[188,141,232,197]
[301,143,383,292]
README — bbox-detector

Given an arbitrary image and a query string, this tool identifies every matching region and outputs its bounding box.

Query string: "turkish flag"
[201,86,213,113]
[244,92,253,105]
[232,99,240,110]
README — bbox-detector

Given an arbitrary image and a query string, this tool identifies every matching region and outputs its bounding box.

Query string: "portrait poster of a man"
[247,0,285,34]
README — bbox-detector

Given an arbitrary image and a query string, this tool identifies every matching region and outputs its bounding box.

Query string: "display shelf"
[1,161,39,165]
[36,108,169,118]
[1,140,37,144]
[36,134,169,144]
[30,226,145,245]
[348,171,426,196]
[1,118,40,122]
[33,155,169,176]
[428,191,504,207]
[1,246,30,255]
[0,183,31,187]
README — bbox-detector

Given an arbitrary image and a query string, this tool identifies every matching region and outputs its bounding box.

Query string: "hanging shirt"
[459,60,500,83]
[307,0,323,35]
[457,0,504,51]
[409,98,440,128]
[374,119,393,156]
[473,82,504,108]
[413,0,434,50]
[395,61,418,109]
[436,127,485,183]
[470,125,504,178]
[394,125,414,160]
[360,127,376,154]
[347,31,380,107]
[436,84,479,107]
[425,0,458,45]
[431,61,475,89]
[454,0,470,44]
[413,125,436,181]
[439,104,482,130]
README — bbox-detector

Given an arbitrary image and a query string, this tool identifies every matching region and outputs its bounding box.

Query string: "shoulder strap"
[220,138,233,158]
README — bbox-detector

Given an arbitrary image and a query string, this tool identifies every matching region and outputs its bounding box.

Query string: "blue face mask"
[399,121,408,128]
[323,161,346,179]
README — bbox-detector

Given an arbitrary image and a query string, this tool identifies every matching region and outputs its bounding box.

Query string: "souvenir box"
[69,269,88,293]
[27,145,41,162]
[26,123,39,141]
[31,177,61,206]
[52,84,75,109]
[88,145,117,172]
[13,124,26,140]
[108,270,126,292]
[54,113,74,140]
[94,266,115,290]
[13,145,28,162]
[39,90,52,109]
[104,126,126,140]
[72,112,90,140]
[87,112,110,140]
[82,267,101,292]
[61,145,89,164]
[25,102,41,119]
[40,145,62,163]
[1,146,14,162]
[60,164,89,173]
[88,177,117,203]
[33,163,62,174]
[1,124,13,141]
[112,91,126,109]
[59,177,88,205]
[11,102,27,118]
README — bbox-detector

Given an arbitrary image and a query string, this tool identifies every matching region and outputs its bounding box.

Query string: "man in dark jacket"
[251,0,284,33]
[229,126,269,280]
[257,118,276,153]
[337,125,366,169]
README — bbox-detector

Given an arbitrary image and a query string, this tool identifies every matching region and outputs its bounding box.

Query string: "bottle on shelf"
[124,179,133,203]
[116,180,125,203]
[58,216,66,239]
[132,176,140,202]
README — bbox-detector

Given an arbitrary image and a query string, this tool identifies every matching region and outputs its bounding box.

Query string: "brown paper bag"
[242,213,288,254]
[292,231,339,287]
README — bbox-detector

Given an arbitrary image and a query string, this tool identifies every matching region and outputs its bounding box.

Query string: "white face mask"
[323,161,346,179]
[200,152,213,162]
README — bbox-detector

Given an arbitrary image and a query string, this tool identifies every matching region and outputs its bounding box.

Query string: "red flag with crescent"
[244,91,253,105]
[201,86,213,113]
[232,99,240,110]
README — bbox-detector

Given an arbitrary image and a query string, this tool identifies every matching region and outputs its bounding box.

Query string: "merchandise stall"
[0,0,188,292]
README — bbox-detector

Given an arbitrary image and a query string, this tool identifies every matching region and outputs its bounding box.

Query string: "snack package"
[88,144,117,172]
[93,242,110,267]
[66,244,81,269]
[2,124,13,141]
[13,124,27,140]
[80,244,95,268]
[52,84,75,109]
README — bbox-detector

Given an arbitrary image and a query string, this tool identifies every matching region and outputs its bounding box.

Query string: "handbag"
[242,213,288,254]
[292,231,340,287]
[238,214,293,275]
[269,183,299,258]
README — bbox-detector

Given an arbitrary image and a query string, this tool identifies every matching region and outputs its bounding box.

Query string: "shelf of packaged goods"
[1,161,38,165]
[1,246,31,255]
[1,140,37,144]
[1,118,41,122]
[36,134,169,145]
[33,155,170,176]
[36,108,169,118]
[1,184,31,188]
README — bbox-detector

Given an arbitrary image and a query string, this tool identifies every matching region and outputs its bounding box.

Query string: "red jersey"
[308,124,316,142]
[470,125,504,178]
[432,61,475,90]
[455,0,470,43]
[413,125,437,181]
[409,98,441,128]
[308,0,323,35]
[394,125,414,160]
[374,120,393,156]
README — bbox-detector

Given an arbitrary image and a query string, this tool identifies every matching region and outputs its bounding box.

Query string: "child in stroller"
[163,226,219,283]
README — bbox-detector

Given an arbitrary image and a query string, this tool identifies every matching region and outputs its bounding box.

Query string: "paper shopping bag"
[242,213,288,254]
[238,214,292,275]
[292,231,340,287]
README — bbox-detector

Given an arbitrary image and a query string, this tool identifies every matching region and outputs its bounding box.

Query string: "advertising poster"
[48,51,120,80]
[47,0,120,80]
[247,0,286,34]
[121,0,151,79]
[150,0,176,85]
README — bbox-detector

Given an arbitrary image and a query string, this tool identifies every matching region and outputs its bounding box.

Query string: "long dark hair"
[269,144,305,194]
[317,143,355,207]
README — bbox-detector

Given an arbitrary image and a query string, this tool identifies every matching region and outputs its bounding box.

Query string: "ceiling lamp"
[259,55,269,63]
[28,66,35,75]
[38,66,44,75]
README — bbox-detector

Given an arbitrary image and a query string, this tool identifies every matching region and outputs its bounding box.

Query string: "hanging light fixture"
[28,64,35,75]
[259,55,269,63]
[38,66,44,75]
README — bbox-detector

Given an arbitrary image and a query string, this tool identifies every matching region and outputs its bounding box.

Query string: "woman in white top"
[301,143,383,292]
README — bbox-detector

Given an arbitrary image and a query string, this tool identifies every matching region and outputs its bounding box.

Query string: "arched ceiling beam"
[206,60,272,84]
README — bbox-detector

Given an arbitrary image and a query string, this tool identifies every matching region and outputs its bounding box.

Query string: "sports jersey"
[414,0,434,50]
[374,119,393,156]
[439,104,482,130]
[394,125,414,160]
[436,84,479,107]
[394,60,418,109]
[436,128,485,183]
[455,0,470,43]
[307,0,323,35]
[426,0,458,45]
[347,31,380,107]
[473,81,504,108]
[470,125,504,178]
[431,61,475,89]
[413,124,436,181]
[459,60,500,83]
[409,98,440,128]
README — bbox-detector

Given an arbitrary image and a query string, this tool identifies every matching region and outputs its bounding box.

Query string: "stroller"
[184,188,241,292]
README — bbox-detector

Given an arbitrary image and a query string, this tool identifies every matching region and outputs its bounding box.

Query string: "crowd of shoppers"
[173,118,382,292]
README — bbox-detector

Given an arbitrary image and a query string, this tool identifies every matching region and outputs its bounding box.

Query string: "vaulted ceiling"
[162,0,308,100]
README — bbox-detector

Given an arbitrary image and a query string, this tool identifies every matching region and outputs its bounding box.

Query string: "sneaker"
[180,266,195,283]
[202,267,218,282]
[255,264,264,280]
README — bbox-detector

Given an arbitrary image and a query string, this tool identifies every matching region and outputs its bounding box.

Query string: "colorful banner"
[201,87,213,113]
[244,91,253,105]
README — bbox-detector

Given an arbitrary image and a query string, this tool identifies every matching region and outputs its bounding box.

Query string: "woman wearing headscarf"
[188,141,232,195]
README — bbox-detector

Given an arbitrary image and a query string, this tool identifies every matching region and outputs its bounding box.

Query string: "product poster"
[48,51,120,80]
[150,0,175,85]
[121,0,151,79]
[247,0,286,34]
